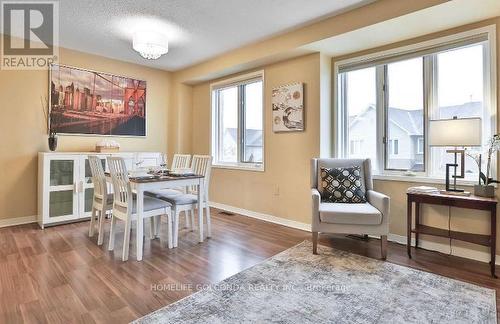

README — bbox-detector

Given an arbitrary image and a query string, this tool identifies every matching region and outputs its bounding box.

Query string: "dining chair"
[150,155,212,247]
[107,157,173,261]
[88,155,113,246]
[160,153,168,167]
[171,154,191,170]
[157,153,193,228]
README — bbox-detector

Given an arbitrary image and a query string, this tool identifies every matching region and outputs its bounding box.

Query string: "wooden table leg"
[491,205,497,278]
[407,196,412,259]
[415,202,420,248]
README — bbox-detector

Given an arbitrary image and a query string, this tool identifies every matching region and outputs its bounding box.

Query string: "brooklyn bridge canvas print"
[49,64,147,136]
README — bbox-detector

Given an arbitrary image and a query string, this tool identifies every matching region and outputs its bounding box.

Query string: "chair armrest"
[311,189,321,231]
[366,190,389,216]
[312,188,320,200]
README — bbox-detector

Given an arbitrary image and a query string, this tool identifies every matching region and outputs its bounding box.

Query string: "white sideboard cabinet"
[37,152,163,228]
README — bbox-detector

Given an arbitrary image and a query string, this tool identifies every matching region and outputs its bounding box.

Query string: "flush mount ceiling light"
[132,31,168,60]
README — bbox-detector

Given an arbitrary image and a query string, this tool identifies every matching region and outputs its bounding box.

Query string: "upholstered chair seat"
[319,203,383,225]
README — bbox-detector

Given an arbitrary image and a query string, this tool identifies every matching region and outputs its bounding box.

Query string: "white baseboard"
[210,201,500,266]
[209,202,311,232]
[0,215,37,228]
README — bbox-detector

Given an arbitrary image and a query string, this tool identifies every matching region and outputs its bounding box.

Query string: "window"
[388,139,399,156]
[386,58,423,171]
[343,67,378,170]
[417,138,424,155]
[336,28,495,181]
[212,72,264,170]
[431,45,487,177]
[350,139,363,155]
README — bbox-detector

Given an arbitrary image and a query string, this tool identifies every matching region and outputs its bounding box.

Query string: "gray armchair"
[311,158,389,259]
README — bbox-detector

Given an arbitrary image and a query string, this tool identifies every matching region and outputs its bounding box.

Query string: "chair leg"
[205,205,211,238]
[108,215,117,251]
[122,218,132,262]
[173,207,180,248]
[149,217,155,240]
[312,232,319,255]
[190,208,195,232]
[167,211,173,249]
[185,210,191,229]
[97,210,105,246]
[89,207,96,237]
[155,215,161,237]
[381,235,388,260]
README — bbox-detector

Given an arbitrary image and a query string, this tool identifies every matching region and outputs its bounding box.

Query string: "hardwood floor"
[1,208,499,323]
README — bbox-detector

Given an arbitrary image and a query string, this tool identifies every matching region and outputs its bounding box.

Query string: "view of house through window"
[212,74,264,169]
[338,39,492,179]
[386,57,424,171]
[345,67,377,171]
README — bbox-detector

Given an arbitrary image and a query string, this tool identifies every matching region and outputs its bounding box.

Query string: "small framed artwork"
[272,82,304,132]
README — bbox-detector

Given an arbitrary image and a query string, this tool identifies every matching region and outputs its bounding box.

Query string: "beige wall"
[191,54,320,224]
[0,43,171,221]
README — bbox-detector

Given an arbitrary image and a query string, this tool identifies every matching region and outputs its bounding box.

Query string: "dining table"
[105,172,205,261]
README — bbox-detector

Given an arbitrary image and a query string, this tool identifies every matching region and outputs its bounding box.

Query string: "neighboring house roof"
[225,128,263,147]
[349,101,482,136]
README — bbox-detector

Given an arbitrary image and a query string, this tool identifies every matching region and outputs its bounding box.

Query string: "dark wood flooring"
[1,208,499,323]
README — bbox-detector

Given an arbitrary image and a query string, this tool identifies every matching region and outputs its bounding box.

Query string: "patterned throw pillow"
[320,166,366,203]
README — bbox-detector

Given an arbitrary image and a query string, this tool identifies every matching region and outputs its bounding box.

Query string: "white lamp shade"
[428,117,482,147]
[132,31,168,60]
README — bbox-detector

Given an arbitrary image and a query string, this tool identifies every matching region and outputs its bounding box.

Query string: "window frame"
[333,25,497,183]
[210,71,265,171]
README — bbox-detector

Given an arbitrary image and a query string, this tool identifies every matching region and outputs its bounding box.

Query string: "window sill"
[372,174,479,187]
[212,163,264,172]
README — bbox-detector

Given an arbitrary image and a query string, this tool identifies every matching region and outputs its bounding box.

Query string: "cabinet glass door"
[47,157,79,223]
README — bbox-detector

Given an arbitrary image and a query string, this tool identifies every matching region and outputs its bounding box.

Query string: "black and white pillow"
[320,166,366,203]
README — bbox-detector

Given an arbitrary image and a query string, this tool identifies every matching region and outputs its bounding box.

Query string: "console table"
[406,191,498,278]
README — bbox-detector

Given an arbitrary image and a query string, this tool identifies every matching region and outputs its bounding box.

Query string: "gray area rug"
[135,241,496,324]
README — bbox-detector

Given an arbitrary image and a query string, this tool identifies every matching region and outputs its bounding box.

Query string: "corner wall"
[191,54,321,224]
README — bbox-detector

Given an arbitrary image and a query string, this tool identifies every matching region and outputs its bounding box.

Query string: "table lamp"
[428,116,481,193]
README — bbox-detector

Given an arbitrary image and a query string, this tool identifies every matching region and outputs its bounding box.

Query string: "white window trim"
[333,25,497,184]
[210,70,265,172]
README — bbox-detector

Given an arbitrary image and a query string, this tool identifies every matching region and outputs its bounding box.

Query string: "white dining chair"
[107,157,173,261]
[88,155,113,246]
[150,155,212,247]
[160,153,168,167]
[171,154,191,170]
[157,153,193,228]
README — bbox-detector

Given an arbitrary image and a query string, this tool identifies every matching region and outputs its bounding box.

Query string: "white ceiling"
[56,0,372,71]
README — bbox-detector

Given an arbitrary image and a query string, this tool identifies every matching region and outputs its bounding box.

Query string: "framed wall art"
[271,82,304,132]
[49,64,147,136]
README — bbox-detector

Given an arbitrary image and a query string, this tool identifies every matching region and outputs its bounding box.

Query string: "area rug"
[134,241,496,324]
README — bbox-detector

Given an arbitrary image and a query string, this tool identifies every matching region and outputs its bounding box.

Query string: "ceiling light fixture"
[132,31,168,60]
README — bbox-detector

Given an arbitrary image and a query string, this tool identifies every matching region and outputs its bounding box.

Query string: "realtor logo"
[1,0,59,69]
